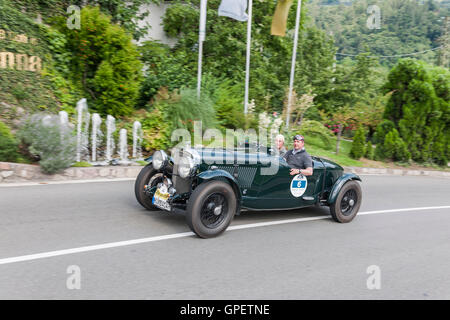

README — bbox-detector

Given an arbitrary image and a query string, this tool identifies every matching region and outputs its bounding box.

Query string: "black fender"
[197,169,242,214]
[327,173,362,205]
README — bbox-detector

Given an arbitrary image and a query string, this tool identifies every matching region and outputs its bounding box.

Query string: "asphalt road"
[0,175,449,299]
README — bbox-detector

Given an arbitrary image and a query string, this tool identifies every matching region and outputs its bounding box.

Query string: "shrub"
[382,59,449,165]
[297,120,334,150]
[203,77,246,130]
[382,129,411,162]
[350,127,366,159]
[0,121,20,162]
[365,141,374,160]
[18,114,76,174]
[56,6,142,117]
[372,119,395,144]
[164,87,217,131]
[126,106,173,152]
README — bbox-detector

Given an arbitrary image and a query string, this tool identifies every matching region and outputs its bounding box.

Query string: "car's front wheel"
[186,180,237,238]
[330,180,362,223]
[134,165,164,210]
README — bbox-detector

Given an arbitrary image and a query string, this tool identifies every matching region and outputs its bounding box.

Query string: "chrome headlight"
[178,156,194,178]
[152,150,168,170]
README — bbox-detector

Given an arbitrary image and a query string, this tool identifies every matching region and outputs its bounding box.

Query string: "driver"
[283,135,313,176]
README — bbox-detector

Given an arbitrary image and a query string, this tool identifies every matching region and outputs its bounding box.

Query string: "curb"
[0,162,144,184]
[344,166,450,178]
[1,162,449,184]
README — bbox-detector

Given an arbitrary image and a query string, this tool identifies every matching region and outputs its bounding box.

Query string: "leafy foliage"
[0,0,63,112]
[54,6,143,117]
[164,87,217,131]
[0,120,21,162]
[350,126,366,159]
[379,128,411,162]
[18,114,76,173]
[296,120,334,150]
[13,0,159,40]
[308,0,449,67]
[365,141,374,160]
[378,58,449,165]
[138,41,194,107]
[160,0,336,113]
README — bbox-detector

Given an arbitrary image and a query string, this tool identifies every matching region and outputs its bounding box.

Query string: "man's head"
[293,134,305,150]
[275,134,285,150]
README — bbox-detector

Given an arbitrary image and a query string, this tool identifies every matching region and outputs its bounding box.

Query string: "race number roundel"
[290,174,308,198]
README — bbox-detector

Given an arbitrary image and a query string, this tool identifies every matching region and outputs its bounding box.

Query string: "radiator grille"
[217,166,257,188]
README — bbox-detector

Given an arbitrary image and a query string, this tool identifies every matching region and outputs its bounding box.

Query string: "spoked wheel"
[187,180,236,238]
[134,165,164,210]
[200,193,229,229]
[340,189,358,216]
[330,181,362,223]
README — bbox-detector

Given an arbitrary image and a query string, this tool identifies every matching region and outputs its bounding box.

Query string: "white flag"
[218,0,248,22]
[199,0,207,41]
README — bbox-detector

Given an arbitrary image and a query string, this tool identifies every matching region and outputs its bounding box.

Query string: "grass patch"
[307,144,364,167]
[71,161,93,167]
[136,160,149,166]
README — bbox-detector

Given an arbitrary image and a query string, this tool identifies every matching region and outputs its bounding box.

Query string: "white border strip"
[0,178,135,187]
[0,206,449,266]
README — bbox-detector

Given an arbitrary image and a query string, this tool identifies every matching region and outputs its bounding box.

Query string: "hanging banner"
[271,0,294,37]
[218,0,248,22]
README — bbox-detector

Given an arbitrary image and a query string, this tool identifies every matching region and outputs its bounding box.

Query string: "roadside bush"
[138,41,194,108]
[297,120,334,150]
[381,59,449,165]
[18,114,76,174]
[0,121,21,162]
[203,77,246,130]
[164,87,217,131]
[365,141,374,160]
[380,129,411,162]
[350,127,366,159]
[124,106,173,152]
[372,119,395,144]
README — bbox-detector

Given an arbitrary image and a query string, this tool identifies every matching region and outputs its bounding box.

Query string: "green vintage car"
[135,147,362,238]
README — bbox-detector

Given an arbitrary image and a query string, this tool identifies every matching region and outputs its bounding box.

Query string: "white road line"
[0,206,449,266]
[0,178,135,187]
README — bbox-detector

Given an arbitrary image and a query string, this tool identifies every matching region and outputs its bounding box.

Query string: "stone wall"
[1,162,449,184]
[0,162,143,183]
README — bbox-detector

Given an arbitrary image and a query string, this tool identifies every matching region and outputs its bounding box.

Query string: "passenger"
[283,134,313,176]
[275,134,287,157]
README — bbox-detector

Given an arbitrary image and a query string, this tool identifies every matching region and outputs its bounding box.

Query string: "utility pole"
[285,0,302,129]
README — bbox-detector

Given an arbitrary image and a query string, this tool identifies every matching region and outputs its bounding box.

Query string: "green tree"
[381,128,411,162]
[380,58,449,165]
[0,121,20,163]
[365,141,374,160]
[350,126,366,159]
[14,0,159,40]
[56,6,142,116]
[160,0,336,113]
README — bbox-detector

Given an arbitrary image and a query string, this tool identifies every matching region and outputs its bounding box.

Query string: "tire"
[134,165,164,210]
[186,180,237,238]
[330,180,362,223]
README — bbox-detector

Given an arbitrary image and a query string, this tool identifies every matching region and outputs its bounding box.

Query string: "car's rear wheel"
[134,165,164,210]
[330,180,362,223]
[186,180,237,238]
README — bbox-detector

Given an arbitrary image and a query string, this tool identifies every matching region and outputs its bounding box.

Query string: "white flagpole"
[197,0,207,98]
[244,0,253,114]
[286,0,302,129]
